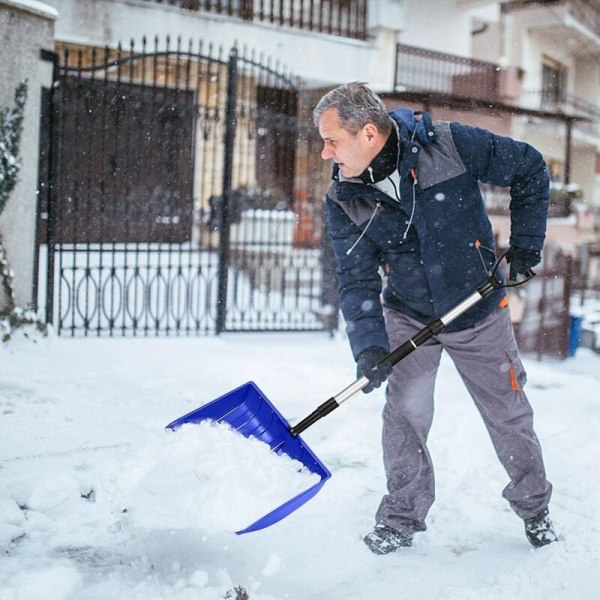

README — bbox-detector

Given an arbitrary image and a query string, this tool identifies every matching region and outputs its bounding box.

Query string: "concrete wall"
[0,0,56,309]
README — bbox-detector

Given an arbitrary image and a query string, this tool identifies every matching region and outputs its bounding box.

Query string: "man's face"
[318,108,378,178]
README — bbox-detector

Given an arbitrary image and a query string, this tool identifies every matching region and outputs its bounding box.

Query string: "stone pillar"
[0,0,56,310]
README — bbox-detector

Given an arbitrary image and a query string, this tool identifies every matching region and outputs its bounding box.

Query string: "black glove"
[506,246,541,281]
[356,346,392,394]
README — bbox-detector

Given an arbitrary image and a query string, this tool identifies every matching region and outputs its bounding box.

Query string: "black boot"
[363,524,413,555]
[524,508,558,548]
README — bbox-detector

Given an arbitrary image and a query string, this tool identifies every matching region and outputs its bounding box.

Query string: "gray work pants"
[377,306,553,535]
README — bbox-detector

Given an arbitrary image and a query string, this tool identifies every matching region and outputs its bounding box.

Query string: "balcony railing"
[139,0,368,40]
[504,1,600,41]
[521,90,600,118]
[519,90,600,136]
[395,44,500,102]
[395,44,600,135]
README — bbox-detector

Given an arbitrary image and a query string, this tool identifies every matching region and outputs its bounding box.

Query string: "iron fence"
[39,37,336,337]
[140,0,368,40]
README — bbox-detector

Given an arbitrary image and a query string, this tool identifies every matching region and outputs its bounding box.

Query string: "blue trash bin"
[568,315,584,357]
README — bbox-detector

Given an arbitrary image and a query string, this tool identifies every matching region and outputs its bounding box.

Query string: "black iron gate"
[39,38,336,336]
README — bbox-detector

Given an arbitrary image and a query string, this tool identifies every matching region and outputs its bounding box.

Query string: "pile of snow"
[108,421,320,533]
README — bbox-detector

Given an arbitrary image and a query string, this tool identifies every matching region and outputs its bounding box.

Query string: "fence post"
[216,46,238,334]
[43,50,60,327]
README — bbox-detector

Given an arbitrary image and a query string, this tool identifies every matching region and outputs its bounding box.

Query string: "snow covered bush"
[0,80,48,342]
[0,80,27,215]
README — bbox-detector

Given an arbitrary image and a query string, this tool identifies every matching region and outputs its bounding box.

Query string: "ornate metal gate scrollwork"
[40,38,337,337]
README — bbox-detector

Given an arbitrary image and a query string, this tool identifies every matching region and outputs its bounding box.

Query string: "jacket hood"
[389,108,434,146]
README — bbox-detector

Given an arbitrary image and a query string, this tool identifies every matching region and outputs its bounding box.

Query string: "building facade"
[2,0,599,346]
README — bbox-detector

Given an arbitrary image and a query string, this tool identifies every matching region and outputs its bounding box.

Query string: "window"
[541,55,567,107]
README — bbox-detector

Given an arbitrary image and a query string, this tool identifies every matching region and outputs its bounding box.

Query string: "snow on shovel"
[167,252,535,534]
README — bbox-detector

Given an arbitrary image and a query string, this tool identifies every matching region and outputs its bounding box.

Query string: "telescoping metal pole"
[289,268,533,437]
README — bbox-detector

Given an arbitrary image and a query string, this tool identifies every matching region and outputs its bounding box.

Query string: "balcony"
[394,43,600,128]
[503,1,600,55]
[519,90,600,136]
[139,0,368,40]
[570,0,600,40]
[395,44,500,104]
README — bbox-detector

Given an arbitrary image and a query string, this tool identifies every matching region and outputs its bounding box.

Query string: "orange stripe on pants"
[509,363,520,391]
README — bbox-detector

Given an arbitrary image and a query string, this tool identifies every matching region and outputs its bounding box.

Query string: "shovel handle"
[290,261,536,437]
[289,325,442,437]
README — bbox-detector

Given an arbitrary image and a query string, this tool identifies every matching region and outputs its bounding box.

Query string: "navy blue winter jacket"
[325,109,549,359]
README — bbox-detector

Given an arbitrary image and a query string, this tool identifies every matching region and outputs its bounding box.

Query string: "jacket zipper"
[345,201,381,256]
[348,126,419,253]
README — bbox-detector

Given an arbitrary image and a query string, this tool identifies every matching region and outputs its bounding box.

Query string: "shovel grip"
[290,397,338,437]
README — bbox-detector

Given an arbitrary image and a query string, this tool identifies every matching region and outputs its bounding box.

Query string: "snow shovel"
[166,380,332,535]
[167,253,535,534]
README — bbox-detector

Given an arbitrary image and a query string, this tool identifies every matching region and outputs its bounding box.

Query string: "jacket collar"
[357,127,399,184]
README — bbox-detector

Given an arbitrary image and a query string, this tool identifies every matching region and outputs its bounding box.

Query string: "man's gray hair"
[313,82,393,135]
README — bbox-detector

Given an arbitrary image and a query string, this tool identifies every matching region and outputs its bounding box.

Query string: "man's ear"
[363,123,379,144]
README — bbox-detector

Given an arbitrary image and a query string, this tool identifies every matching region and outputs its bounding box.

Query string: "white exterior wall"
[41,0,388,88]
[399,0,475,57]
[574,55,600,103]
[0,0,56,309]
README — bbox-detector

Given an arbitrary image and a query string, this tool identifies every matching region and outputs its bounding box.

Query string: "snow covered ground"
[1,327,599,599]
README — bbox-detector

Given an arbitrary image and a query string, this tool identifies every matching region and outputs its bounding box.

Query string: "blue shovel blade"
[165,381,331,534]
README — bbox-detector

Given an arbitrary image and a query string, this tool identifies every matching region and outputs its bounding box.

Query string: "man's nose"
[321,145,334,160]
